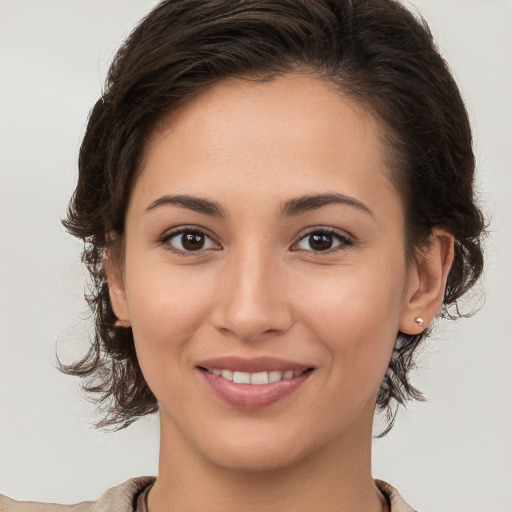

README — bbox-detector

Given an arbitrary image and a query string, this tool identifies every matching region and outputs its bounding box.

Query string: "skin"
[107,74,454,512]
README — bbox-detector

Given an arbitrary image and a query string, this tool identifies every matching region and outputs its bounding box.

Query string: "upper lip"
[197,356,312,374]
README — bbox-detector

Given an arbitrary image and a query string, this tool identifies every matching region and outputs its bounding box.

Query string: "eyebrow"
[145,194,226,217]
[145,192,373,218]
[281,193,373,217]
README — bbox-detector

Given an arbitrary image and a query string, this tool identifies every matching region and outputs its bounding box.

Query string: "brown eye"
[295,229,350,252]
[166,229,218,252]
[308,233,334,251]
[182,232,206,250]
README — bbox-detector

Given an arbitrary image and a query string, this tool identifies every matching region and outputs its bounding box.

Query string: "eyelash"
[157,227,220,256]
[292,227,353,253]
[157,226,353,255]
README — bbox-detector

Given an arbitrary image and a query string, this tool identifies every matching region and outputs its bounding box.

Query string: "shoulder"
[0,476,156,512]
[2,477,413,511]
[375,479,418,512]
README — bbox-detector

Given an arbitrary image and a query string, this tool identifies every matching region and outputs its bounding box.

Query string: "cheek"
[124,260,215,378]
[298,263,406,383]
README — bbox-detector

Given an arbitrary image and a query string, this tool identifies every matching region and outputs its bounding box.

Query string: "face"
[110,74,425,472]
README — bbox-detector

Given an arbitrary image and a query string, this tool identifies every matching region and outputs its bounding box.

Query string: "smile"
[204,368,303,384]
[197,357,314,409]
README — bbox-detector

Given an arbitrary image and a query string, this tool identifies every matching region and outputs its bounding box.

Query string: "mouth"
[199,367,310,384]
[196,357,314,409]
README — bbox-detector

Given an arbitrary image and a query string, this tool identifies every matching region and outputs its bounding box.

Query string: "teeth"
[250,371,269,384]
[209,368,302,384]
[268,370,283,383]
[233,371,251,384]
[221,369,233,380]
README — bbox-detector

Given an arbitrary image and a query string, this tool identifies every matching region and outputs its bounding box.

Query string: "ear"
[399,229,454,334]
[104,249,131,328]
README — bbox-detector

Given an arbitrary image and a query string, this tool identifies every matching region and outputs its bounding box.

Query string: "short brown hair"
[60,0,485,432]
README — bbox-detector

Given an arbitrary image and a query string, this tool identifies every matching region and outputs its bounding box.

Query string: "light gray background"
[1,1,511,511]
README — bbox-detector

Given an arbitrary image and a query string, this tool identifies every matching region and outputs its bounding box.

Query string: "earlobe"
[400,229,454,334]
[104,249,131,328]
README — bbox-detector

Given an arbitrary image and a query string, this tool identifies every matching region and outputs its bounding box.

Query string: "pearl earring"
[414,317,424,326]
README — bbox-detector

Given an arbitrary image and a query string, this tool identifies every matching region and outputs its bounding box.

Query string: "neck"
[148,408,386,512]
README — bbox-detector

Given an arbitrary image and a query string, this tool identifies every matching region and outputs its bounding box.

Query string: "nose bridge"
[213,241,292,340]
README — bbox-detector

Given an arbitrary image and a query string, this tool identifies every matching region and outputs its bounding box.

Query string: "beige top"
[0,477,416,511]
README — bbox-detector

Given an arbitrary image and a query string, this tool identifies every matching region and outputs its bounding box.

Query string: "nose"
[211,244,294,342]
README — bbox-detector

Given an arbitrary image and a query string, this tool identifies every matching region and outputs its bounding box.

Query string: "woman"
[0,0,488,510]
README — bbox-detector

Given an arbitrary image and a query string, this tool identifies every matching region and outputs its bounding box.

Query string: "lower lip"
[199,369,312,409]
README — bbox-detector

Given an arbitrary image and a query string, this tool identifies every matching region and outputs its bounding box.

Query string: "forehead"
[149,74,380,158]
[134,74,400,221]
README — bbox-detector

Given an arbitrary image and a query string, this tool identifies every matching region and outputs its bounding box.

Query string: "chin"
[197,426,323,474]
[210,446,303,474]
